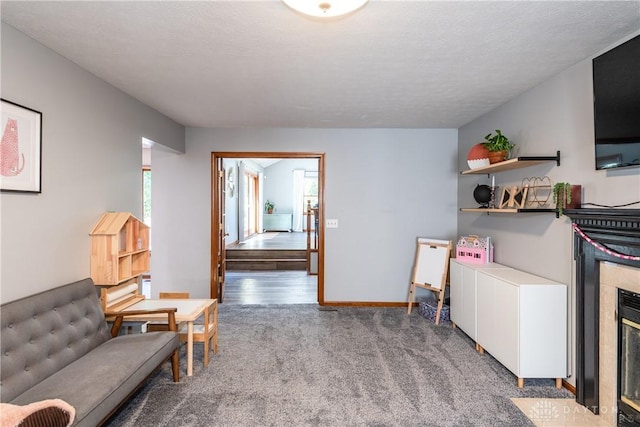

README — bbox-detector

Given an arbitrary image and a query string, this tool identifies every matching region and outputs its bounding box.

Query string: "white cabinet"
[450,259,567,387]
[263,214,292,231]
[476,272,520,373]
[449,259,510,342]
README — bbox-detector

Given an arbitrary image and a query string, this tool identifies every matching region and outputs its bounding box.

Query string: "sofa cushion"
[1,279,112,403]
[9,332,179,427]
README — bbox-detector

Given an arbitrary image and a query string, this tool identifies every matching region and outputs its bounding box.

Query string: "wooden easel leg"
[555,378,562,389]
[407,283,416,314]
[434,290,445,326]
[517,378,524,388]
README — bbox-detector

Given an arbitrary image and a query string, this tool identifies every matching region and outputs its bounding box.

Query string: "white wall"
[0,24,184,303]
[263,158,318,215]
[457,31,640,387]
[151,128,458,301]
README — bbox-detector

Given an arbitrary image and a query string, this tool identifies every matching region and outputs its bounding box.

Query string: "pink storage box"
[456,235,493,264]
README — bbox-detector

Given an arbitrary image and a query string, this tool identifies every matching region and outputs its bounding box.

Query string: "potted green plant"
[265,200,275,214]
[553,182,581,216]
[483,129,515,164]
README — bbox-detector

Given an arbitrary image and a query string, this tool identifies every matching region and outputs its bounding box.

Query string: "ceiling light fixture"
[282,0,369,18]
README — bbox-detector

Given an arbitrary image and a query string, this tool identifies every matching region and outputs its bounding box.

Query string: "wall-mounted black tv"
[593,34,640,171]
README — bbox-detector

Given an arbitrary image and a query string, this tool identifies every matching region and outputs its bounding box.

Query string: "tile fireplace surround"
[565,209,640,426]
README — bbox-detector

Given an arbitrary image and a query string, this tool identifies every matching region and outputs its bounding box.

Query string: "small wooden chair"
[186,299,218,367]
[147,292,219,367]
[406,238,452,325]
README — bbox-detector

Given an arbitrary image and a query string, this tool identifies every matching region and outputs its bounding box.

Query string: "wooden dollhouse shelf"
[460,151,560,175]
[90,212,150,286]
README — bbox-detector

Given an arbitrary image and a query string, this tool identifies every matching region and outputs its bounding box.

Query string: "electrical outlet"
[326,219,339,228]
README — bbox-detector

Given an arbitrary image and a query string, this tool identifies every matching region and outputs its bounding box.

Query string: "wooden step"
[226,249,306,260]
[226,249,307,271]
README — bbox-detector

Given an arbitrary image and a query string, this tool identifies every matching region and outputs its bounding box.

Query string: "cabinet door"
[461,266,477,340]
[476,272,496,354]
[519,285,567,378]
[493,278,519,374]
[449,261,464,326]
[450,262,477,340]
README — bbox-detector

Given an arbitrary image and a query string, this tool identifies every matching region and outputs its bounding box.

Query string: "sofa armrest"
[104,308,178,338]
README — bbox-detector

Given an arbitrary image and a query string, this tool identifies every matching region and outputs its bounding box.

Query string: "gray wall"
[457,31,640,386]
[0,24,184,303]
[151,128,458,301]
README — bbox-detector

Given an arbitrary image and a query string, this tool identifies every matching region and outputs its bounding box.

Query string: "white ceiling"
[1,1,639,129]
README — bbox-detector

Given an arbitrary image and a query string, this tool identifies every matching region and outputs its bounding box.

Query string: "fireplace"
[618,289,640,426]
[565,209,640,422]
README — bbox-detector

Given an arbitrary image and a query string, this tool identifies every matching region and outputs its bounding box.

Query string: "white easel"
[406,238,452,325]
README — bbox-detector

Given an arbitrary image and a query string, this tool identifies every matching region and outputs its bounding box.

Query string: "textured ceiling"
[1,1,639,128]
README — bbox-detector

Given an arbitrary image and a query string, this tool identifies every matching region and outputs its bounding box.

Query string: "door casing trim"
[211,151,325,304]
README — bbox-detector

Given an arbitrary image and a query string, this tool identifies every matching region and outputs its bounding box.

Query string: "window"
[303,171,318,210]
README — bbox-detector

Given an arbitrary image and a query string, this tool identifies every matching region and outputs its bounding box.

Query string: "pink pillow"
[0,399,75,427]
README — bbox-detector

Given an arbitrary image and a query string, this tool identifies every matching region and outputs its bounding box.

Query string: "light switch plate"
[326,219,339,228]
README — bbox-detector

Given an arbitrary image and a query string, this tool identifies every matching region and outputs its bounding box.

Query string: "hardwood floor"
[223,271,317,305]
[223,233,318,304]
[227,231,312,250]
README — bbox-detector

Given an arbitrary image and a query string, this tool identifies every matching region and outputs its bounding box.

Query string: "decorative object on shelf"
[466,143,490,169]
[265,200,275,214]
[483,129,515,164]
[521,176,552,208]
[499,185,528,209]
[456,235,493,264]
[1,99,42,193]
[553,182,581,216]
[473,184,492,208]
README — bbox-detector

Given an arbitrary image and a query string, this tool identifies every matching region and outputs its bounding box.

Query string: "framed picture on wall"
[1,99,42,193]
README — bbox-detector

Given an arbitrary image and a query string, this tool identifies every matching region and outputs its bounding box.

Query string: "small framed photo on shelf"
[499,186,529,209]
[0,99,42,193]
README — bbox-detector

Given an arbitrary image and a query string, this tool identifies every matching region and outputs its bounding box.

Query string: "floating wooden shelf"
[461,151,561,175]
[460,150,561,216]
[460,208,556,214]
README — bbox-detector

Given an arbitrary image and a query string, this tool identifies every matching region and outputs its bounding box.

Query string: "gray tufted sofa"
[1,278,180,426]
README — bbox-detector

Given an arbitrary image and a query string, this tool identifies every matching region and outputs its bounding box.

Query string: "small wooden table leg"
[475,343,484,354]
[451,322,457,329]
[555,378,562,389]
[187,321,194,376]
[517,378,524,388]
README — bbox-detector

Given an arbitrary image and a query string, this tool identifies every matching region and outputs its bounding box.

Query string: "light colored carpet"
[105,305,572,426]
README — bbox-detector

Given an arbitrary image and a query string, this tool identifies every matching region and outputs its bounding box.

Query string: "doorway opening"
[211,152,325,305]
